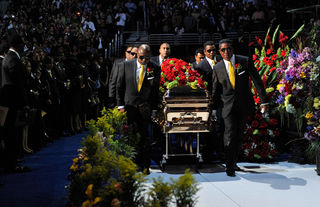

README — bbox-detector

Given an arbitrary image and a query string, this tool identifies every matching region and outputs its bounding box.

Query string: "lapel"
[131,60,138,91]
[204,59,211,72]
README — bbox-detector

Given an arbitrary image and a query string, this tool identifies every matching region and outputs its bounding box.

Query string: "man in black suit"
[192,47,204,68]
[195,41,220,162]
[212,39,268,177]
[108,45,138,106]
[0,33,30,173]
[195,41,219,93]
[150,42,171,67]
[116,44,160,173]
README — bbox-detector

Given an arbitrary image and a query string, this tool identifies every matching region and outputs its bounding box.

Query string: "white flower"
[268,129,274,136]
[286,104,296,113]
[316,55,320,62]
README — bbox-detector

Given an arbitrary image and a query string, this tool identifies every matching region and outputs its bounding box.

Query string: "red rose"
[263,142,270,149]
[251,120,259,128]
[269,118,278,126]
[254,113,263,120]
[255,36,263,47]
[281,49,287,57]
[259,121,268,128]
[261,150,268,158]
[235,63,241,69]
[248,42,254,46]
[147,68,151,72]
[253,148,260,154]
[273,130,280,136]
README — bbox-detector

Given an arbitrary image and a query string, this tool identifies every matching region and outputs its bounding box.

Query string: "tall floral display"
[241,25,304,162]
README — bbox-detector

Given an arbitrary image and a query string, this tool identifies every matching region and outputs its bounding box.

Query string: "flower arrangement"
[249,25,291,105]
[276,47,316,133]
[242,112,280,161]
[160,58,207,93]
[67,107,200,206]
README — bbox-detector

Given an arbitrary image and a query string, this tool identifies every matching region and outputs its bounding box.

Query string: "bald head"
[137,44,151,65]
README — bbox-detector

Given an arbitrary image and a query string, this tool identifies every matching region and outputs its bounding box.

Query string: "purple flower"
[290,49,297,58]
[306,125,313,131]
[276,94,284,104]
[285,74,293,81]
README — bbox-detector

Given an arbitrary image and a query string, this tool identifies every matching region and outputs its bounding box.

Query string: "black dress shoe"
[226,169,235,177]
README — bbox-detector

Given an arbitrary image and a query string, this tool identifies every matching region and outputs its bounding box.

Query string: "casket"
[162,86,211,133]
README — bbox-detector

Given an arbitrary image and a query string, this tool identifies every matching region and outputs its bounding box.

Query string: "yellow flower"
[73,158,79,163]
[70,164,78,171]
[276,83,284,91]
[284,94,291,107]
[305,112,314,119]
[300,71,306,78]
[82,184,102,207]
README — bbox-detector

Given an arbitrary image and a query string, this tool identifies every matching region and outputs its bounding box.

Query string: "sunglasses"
[220,47,232,53]
[130,52,137,56]
[199,57,205,59]
[139,56,150,60]
[126,50,131,54]
[206,49,215,53]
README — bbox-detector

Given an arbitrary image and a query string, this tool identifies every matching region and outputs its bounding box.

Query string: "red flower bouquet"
[160,58,207,93]
[242,112,280,161]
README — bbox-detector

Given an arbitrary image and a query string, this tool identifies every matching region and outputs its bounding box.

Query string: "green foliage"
[171,170,199,207]
[68,107,200,207]
[289,24,305,42]
[306,140,320,159]
[147,176,173,207]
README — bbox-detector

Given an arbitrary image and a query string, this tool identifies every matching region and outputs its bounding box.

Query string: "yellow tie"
[212,59,215,66]
[228,61,235,89]
[137,65,145,92]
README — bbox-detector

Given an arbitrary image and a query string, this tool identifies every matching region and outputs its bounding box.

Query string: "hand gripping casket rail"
[160,86,211,170]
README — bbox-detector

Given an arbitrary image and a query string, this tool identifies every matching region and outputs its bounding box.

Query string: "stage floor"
[148,162,319,207]
[0,132,319,207]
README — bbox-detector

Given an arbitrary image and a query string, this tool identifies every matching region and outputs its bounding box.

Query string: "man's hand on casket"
[211,110,217,121]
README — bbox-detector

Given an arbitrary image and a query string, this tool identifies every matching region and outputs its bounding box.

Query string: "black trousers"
[126,105,151,170]
[223,108,247,170]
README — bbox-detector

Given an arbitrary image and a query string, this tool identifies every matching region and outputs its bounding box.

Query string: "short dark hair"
[218,39,233,49]
[203,41,215,49]
[8,33,23,48]
[0,41,9,54]
[195,47,204,56]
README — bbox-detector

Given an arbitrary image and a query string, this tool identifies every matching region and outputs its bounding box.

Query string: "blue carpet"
[0,132,87,207]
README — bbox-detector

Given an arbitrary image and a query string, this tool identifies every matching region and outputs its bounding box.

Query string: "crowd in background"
[147,0,318,34]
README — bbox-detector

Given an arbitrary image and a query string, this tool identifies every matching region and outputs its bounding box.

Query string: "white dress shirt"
[222,55,235,78]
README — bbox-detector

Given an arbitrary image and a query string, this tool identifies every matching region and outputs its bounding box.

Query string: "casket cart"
[160,86,211,170]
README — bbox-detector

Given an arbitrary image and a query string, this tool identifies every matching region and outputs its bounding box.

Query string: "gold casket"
[162,86,211,133]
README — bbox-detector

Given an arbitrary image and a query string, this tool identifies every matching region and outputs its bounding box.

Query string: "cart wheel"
[196,156,203,169]
[196,159,202,169]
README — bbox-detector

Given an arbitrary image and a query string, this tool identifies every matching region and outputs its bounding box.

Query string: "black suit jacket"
[116,59,160,110]
[195,58,216,93]
[108,57,125,99]
[212,55,268,118]
[150,56,160,67]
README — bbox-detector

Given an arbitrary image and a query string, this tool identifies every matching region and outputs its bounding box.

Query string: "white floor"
[147,162,320,207]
